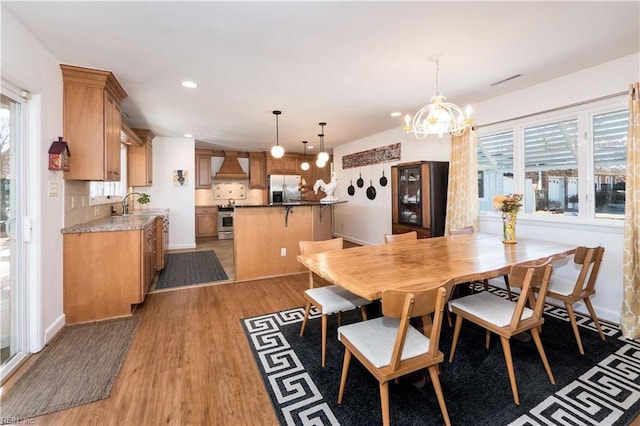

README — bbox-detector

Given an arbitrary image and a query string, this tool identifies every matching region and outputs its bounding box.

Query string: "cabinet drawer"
[196,207,216,214]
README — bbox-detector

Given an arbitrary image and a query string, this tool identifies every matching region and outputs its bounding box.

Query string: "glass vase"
[502,212,517,244]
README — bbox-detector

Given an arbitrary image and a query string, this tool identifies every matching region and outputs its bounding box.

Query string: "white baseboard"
[43,314,65,347]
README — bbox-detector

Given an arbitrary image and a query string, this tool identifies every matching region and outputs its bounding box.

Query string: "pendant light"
[300,140,310,171]
[404,56,473,139]
[270,110,285,158]
[317,122,330,164]
[315,132,326,168]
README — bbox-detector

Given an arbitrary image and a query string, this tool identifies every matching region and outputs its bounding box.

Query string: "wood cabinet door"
[195,208,217,237]
[249,152,266,189]
[196,155,212,188]
[104,91,122,181]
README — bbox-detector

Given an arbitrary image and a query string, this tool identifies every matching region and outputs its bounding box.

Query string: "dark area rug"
[155,250,228,289]
[242,287,640,425]
[1,317,139,420]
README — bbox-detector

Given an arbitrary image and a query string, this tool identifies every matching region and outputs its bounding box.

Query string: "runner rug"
[242,286,640,425]
[1,317,139,420]
[155,250,228,290]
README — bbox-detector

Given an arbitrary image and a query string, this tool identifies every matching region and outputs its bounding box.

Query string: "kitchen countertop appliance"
[269,174,301,204]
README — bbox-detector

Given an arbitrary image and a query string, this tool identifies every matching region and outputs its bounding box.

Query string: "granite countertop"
[61,208,169,234]
[235,201,347,208]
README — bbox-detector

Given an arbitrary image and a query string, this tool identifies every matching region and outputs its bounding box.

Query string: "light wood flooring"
[4,273,309,425]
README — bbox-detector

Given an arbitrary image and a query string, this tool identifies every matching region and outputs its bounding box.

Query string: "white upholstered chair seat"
[305,285,370,315]
[547,275,579,296]
[448,292,533,328]
[338,317,430,368]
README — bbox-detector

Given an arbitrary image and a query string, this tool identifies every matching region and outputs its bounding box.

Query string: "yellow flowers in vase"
[493,193,523,244]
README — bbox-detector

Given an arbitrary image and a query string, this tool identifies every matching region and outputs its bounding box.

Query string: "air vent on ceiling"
[490,74,522,87]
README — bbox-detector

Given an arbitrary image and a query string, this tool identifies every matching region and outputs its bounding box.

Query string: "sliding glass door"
[0,86,27,382]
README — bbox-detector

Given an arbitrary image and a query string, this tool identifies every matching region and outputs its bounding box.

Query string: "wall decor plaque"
[342,142,401,169]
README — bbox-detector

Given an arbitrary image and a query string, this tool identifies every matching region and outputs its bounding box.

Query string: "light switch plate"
[47,181,58,197]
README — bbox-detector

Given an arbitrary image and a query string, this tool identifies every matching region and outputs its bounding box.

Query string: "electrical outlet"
[280,247,286,256]
[94,206,100,217]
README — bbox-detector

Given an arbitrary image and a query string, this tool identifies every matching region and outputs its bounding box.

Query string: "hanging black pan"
[366,179,377,200]
[347,180,355,196]
[379,170,388,187]
[356,171,364,188]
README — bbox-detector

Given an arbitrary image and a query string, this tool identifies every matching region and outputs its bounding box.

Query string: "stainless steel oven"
[217,207,234,240]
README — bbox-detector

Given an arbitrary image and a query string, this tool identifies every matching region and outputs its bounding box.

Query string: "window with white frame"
[478,97,627,220]
[89,143,127,204]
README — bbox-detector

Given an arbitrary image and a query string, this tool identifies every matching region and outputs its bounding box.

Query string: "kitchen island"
[234,202,344,281]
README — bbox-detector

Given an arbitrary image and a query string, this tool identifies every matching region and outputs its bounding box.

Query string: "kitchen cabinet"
[391,161,449,239]
[196,149,212,188]
[249,151,267,189]
[60,64,127,181]
[266,153,299,175]
[156,216,169,270]
[128,128,155,187]
[63,222,157,324]
[301,157,332,201]
[195,206,217,237]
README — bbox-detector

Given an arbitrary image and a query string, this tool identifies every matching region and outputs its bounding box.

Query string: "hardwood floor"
[4,274,309,425]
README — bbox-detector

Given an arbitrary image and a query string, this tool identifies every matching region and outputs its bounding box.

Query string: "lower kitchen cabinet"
[63,222,157,324]
[195,206,217,237]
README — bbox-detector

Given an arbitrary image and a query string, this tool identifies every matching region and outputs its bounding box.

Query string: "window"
[524,118,579,214]
[89,143,127,204]
[593,109,627,218]
[478,98,627,220]
[477,130,514,211]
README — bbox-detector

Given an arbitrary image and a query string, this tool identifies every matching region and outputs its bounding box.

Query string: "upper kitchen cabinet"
[266,153,298,175]
[248,151,266,189]
[128,128,155,187]
[195,148,212,188]
[61,64,127,181]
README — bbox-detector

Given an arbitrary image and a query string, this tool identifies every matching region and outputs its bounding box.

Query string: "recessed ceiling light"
[181,81,198,89]
[308,145,315,150]
[390,112,402,117]
[184,133,193,138]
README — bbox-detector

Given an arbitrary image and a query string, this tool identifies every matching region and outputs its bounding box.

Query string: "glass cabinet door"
[398,166,421,226]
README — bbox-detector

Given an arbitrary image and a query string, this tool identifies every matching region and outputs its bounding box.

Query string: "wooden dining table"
[297,233,577,301]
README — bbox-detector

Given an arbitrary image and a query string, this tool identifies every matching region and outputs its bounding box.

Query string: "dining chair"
[448,259,555,405]
[299,238,371,367]
[546,245,606,355]
[338,285,452,426]
[383,231,418,243]
[449,226,513,301]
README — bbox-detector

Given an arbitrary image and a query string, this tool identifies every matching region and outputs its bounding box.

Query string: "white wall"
[135,137,196,250]
[1,8,65,349]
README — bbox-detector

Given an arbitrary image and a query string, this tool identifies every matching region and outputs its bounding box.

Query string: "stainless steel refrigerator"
[269,174,301,203]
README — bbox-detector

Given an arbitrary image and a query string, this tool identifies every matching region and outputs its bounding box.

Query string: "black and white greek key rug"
[242,287,640,425]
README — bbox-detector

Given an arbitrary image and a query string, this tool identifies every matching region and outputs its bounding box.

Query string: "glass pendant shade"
[316,158,326,168]
[271,144,284,158]
[300,140,310,170]
[317,151,330,163]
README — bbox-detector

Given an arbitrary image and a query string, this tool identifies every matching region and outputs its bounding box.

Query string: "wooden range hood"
[214,151,248,179]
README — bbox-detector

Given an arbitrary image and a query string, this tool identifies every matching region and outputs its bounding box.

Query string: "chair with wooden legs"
[448,260,555,405]
[546,245,606,355]
[449,226,513,301]
[299,238,371,367]
[383,231,418,243]
[338,284,452,426]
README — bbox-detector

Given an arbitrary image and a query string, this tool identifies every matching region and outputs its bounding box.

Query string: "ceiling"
[4,1,639,156]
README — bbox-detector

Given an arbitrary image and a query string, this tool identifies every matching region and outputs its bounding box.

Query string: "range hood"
[214,151,248,179]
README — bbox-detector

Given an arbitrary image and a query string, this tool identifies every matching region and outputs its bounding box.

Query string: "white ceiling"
[4,1,639,155]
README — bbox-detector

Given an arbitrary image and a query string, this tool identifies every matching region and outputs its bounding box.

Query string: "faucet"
[122,192,142,215]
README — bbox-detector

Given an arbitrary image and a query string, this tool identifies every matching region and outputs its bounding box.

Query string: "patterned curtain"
[444,128,479,235]
[621,82,640,339]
